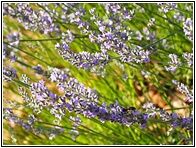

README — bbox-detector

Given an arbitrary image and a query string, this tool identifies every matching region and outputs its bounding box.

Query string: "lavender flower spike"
[183,18,193,41]
[55,42,110,70]
[172,80,193,104]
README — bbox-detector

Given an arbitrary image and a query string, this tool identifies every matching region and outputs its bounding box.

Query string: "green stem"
[19,35,89,42]
[64,115,133,144]
[4,42,52,66]
[19,38,61,42]
[16,60,32,68]
[13,79,31,88]
[88,118,140,144]
[141,30,181,50]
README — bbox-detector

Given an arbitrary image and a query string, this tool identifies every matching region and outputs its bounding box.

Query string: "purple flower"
[99,107,106,114]
[165,54,181,72]
[170,113,178,119]
[70,116,82,127]
[140,123,147,129]
[172,80,193,104]
[106,32,113,39]
[66,103,73,112]
[17,119,22,125]
[7,32,20,47]
[4,3,61,34]
[173,10,185,22]
[32,65,44,75]
[30,80,60,111]
[182,52,193,67]
[52,68,68,82]
[136,31,142,40]
[62,30,75,43]
[10,54,17,62]
[143,114,148,121]
[89,7,96,15]
[3,66,17,82]
[121,118,127,123]
[9,117,16,125]
[183,18,193,41]
[55,42,110,70]
[143,28,156,41]
[158,3,177,13]
[99,26,106,32]
[119,46,151,64]
[159,109,192,130]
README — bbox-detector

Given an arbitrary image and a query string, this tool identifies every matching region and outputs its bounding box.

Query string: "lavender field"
[3,3,193,145]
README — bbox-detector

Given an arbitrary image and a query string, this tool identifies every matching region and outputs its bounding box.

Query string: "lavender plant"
[3,3,193,145]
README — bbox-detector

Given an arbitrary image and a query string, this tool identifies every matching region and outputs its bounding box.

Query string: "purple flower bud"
[7,32,20,47]
[9,117,16,125]
[33,65,44,75]
[140,123,147,129]
[165,54,181,72]
[171,113,178,119]
[3,66,17,82]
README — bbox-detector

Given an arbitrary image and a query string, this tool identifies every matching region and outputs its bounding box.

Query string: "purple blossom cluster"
[69,116,82,140]
[18,77,66,120]
[3,44,8,60]
[143,103,193,130]
[172,80,193,104]
[103,3,135,20]
[118,45,151,63]
[62,30,75,43]
[3,3,61,34]
[142,102,156,118]
[165,54,181,72]
[30,80,58,107]
[3,44,17,62]
[56,29,109,71]
[3,108,64,140]
[3,107,38,132]
[3,63,193,142]
[159,110,192,130]
[143,27,156,41]
[183,18,193,41]
[52,3,90,34]
[157,3,177,13]
[7,32,20,47]
[136,31,143,41]
[67,96,148,128]
[32,65,44,75]
[3,66,17,82]
[173,10,185,22]
[55,42,110,70]
[3,32,19,63]
[182,52,193,67]
[89,5,153,65]
[4,3,154,73]
[31,67,150,128]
